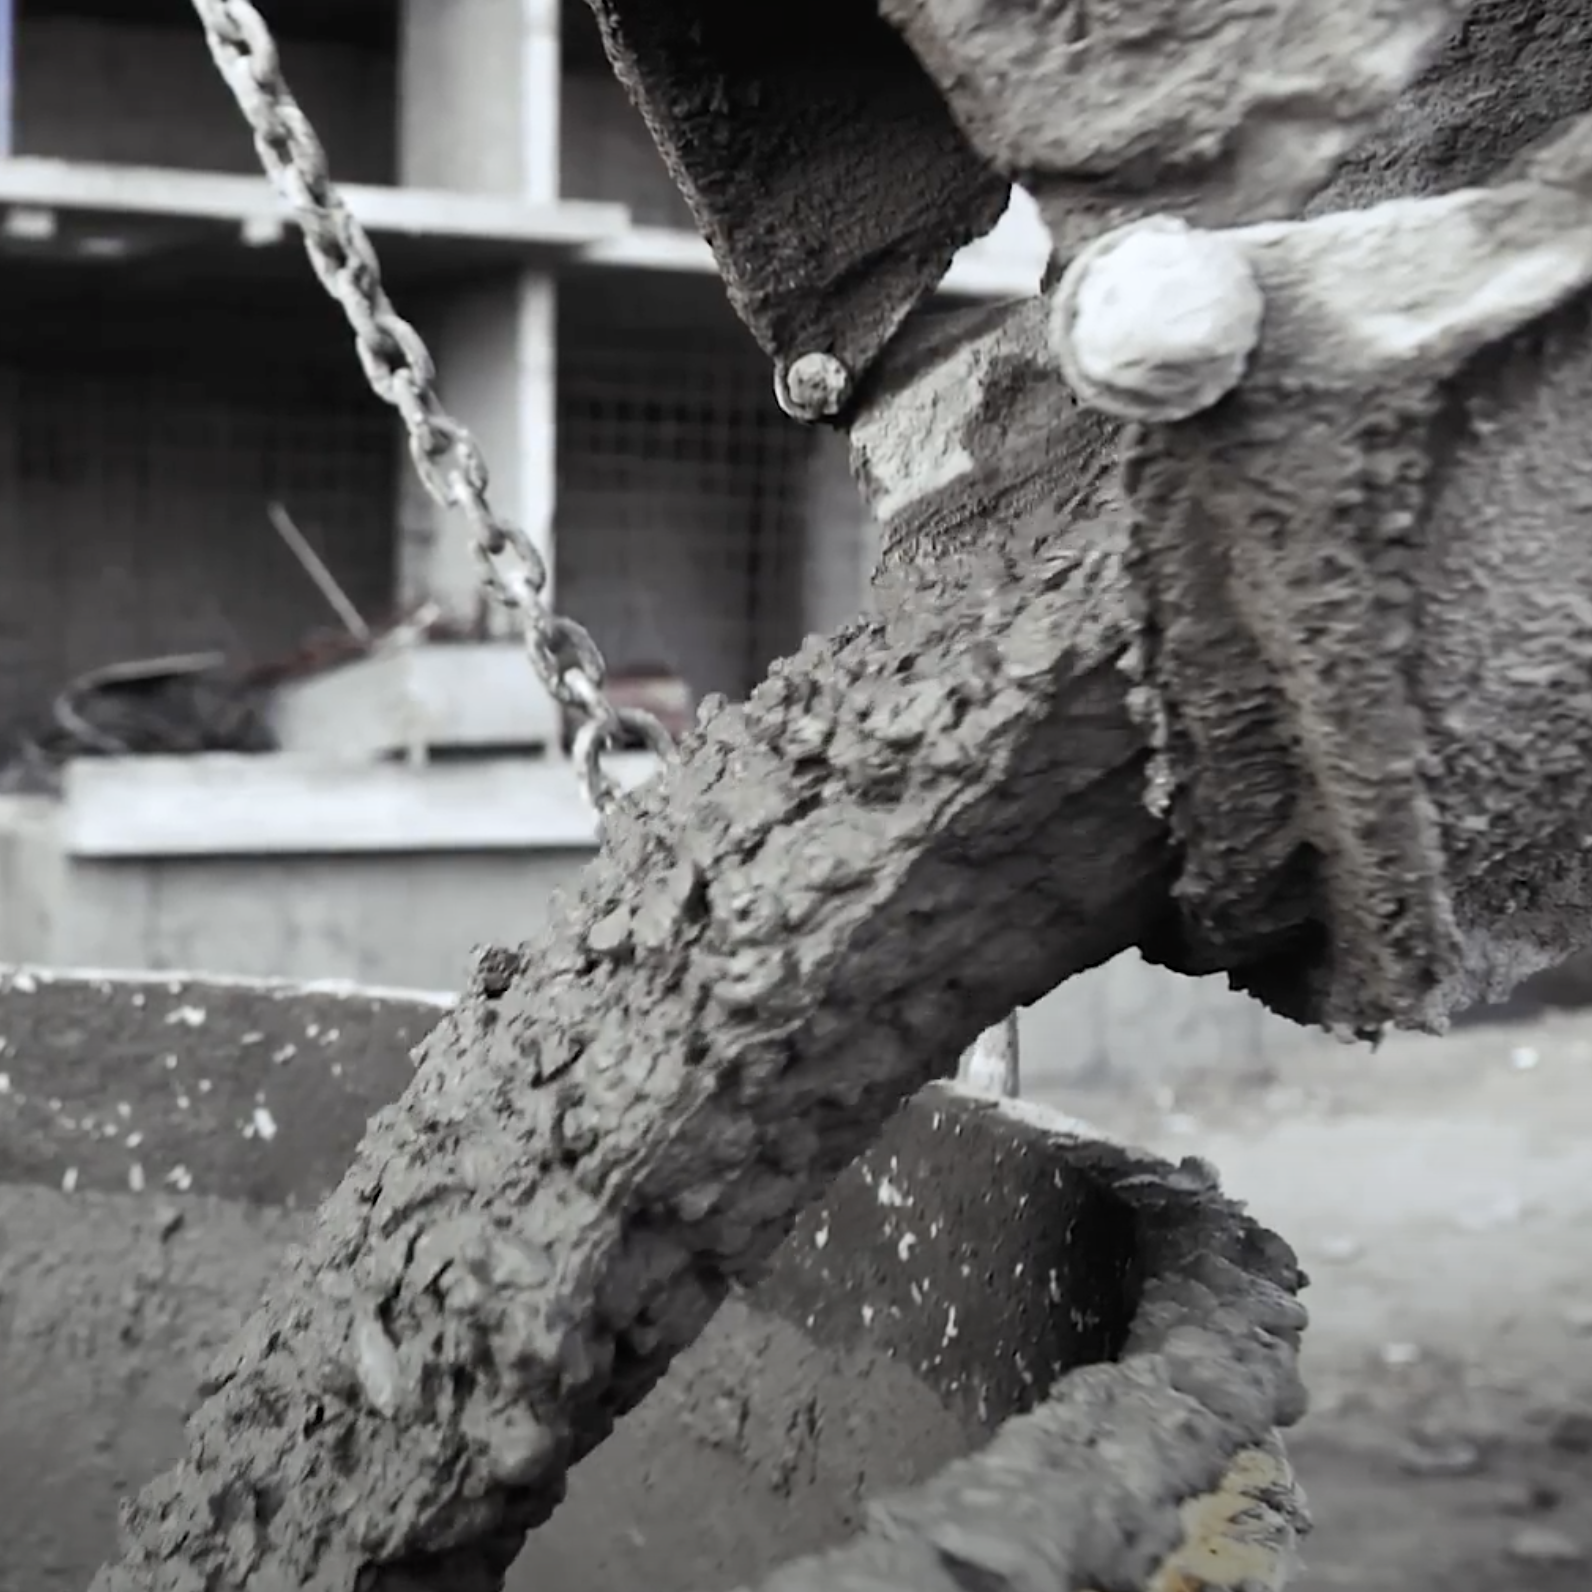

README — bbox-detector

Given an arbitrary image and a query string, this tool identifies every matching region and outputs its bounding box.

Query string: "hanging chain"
[190,0,674,815]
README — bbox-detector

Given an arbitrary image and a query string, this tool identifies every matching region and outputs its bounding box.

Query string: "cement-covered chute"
[597,0,1592,1036]
[85,0,1592,1589]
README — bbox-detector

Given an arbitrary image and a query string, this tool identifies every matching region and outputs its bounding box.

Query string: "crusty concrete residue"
[1119,0,1592,1032]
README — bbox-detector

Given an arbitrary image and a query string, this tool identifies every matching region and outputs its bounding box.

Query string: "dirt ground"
[1032,1008,1592,1592]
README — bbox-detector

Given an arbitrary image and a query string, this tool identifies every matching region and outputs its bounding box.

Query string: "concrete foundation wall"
[0,800,62,966]
[0,810,1309,1092]
[28,845,589,994]
[1020,957,1308,1091]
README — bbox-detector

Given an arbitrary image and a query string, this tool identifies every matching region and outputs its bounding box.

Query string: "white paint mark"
[861,1304,875,1327]
[271,1045,297,1064]
[943,1305,959,1344]
[162,1054,178,1070]
[166,1164,193,1192]
[125,1131,144,1149]
[813,1223,829,1250]
[252,1106,279,1142]
[128,1163,146,1193]
[165,1005,207,1027]
[876,1176,908,1209]
[116,1101,132,1120]
[61,1166,78,1193]
[897,1232,918,1262]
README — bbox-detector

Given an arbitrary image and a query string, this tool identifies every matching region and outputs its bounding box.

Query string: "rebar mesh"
[0,292,397,742]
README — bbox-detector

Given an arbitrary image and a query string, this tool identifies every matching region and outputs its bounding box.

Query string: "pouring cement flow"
[11,0,1592,1589]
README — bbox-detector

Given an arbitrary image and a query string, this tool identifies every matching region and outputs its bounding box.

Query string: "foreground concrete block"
[0,970,1305,1592]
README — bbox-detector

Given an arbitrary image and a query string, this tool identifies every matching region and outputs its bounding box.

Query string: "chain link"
[190,0,674,815]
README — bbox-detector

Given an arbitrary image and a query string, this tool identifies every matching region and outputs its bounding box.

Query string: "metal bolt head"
[778,352,853,422]
[1049,216,1264,422]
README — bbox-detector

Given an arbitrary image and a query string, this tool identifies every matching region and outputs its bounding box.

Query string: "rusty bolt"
[1049,216,1264,423]
[777,352,853,422]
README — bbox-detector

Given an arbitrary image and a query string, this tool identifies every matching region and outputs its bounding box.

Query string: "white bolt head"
[1050,216,1265,422]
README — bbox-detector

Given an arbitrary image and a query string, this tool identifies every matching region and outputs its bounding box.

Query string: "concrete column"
[395,0,559,627]
[398,0,558,198]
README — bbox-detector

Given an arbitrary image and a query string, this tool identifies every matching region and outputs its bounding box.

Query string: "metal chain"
[190,0,674,815]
